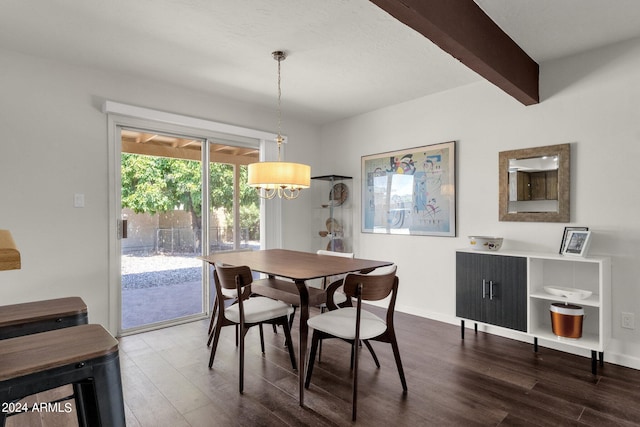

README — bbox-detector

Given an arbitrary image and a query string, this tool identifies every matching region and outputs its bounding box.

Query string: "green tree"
[121,153,259,248]
[240,204,260,240]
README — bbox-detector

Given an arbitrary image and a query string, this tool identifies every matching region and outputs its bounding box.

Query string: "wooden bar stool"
[0,324,125,427]
[0,297,88,340]
[0,297,90,422]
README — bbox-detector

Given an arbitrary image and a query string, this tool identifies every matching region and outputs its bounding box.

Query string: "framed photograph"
[361,141,456,236]
[562,230,592,257]
[559,226,588,254]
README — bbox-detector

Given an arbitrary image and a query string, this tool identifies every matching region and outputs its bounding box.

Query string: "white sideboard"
[456,249,611,374]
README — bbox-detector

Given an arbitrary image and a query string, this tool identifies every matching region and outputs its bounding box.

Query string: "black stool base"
[0,352,125,427]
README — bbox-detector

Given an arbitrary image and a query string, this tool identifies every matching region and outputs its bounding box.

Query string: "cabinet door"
[456,252,485,322]
[483,255,527,332]
[456,252,527,332]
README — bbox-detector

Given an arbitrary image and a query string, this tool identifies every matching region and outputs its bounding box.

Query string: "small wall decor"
[559,226,588,254]
[361,141,456,236]
[562,230,592,257]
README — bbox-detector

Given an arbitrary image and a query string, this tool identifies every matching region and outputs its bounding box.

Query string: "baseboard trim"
[395,304,640,371]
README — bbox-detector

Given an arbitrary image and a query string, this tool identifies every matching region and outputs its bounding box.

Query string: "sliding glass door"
[119,128,260,332]
[120,129,205,331]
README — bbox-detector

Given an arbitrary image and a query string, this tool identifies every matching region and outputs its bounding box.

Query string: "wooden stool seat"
[0,324,125,427]
[0,297,88,340]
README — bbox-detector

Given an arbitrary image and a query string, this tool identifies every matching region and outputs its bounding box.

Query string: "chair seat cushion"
[226,297,293,324]
[307,307,386,340]
[220,287,238,298]
[333,292,348,305]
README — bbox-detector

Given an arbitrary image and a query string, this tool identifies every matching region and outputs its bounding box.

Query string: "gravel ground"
[121,254,204,289]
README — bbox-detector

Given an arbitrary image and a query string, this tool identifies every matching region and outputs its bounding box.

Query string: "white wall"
[319,37,640,369]
[0,47,320,330]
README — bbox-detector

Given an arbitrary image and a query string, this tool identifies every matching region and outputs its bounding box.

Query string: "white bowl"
[544,286,592,300]
[468,236,503,251]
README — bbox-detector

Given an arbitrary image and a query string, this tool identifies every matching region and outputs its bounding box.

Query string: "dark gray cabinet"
[456,252,527,332]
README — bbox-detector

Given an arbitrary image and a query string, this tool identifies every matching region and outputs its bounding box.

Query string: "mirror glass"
[499,144,570,222]
[507,156,559,213]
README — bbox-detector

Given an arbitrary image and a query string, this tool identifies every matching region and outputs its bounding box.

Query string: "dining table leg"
[295,279,310,406]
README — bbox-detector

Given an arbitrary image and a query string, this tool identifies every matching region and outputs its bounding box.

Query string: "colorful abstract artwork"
[361,141,456,236]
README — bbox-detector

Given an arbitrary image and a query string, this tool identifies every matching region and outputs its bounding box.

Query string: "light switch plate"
[74,193,85,208]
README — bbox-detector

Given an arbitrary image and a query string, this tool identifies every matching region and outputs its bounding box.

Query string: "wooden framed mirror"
[499,143,570,222]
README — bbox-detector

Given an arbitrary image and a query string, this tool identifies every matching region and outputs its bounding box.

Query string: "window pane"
[208,162,234,250]
[239,165,260,250]
[208,163,260,251]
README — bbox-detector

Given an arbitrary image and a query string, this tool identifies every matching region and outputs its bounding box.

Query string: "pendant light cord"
[273,51,286,161]
[277,53,282,140]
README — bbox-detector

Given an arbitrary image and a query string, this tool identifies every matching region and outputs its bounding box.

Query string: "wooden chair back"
[342,265,397,302]
[340,266,399,327]
[213,265,253,312]
[215,264,253,290]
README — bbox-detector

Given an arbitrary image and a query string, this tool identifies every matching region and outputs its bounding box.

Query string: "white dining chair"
[305,265,407,421]
[209,264,297,393]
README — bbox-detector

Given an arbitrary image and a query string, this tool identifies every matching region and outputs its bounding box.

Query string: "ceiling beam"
[369,0,539,105]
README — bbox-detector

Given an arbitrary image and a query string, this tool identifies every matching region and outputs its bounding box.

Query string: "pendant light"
[248,51,311,200]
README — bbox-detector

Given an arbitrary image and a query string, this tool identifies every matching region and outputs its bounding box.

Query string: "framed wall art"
[361,141,456,236]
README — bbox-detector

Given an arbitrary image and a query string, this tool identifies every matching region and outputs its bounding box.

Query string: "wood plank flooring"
[6,306,640,426]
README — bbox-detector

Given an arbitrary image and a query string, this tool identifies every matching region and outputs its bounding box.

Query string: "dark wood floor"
[7,307,640,426]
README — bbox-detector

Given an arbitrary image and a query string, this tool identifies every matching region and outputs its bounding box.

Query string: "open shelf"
[529,291,600,307]
[528,327,600,351]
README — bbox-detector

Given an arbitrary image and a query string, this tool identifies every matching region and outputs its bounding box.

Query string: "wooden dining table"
[200,248,393,406]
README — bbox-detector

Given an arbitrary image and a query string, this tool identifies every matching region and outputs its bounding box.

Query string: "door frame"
[105,101,282,335]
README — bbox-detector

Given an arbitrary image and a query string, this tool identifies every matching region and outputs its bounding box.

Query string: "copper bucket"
[550,303,584,338]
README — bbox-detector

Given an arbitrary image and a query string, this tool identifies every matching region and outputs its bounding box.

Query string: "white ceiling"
[2,0,640,125]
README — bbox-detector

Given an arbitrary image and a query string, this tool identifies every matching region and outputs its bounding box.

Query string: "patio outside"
[121,224,259,330]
